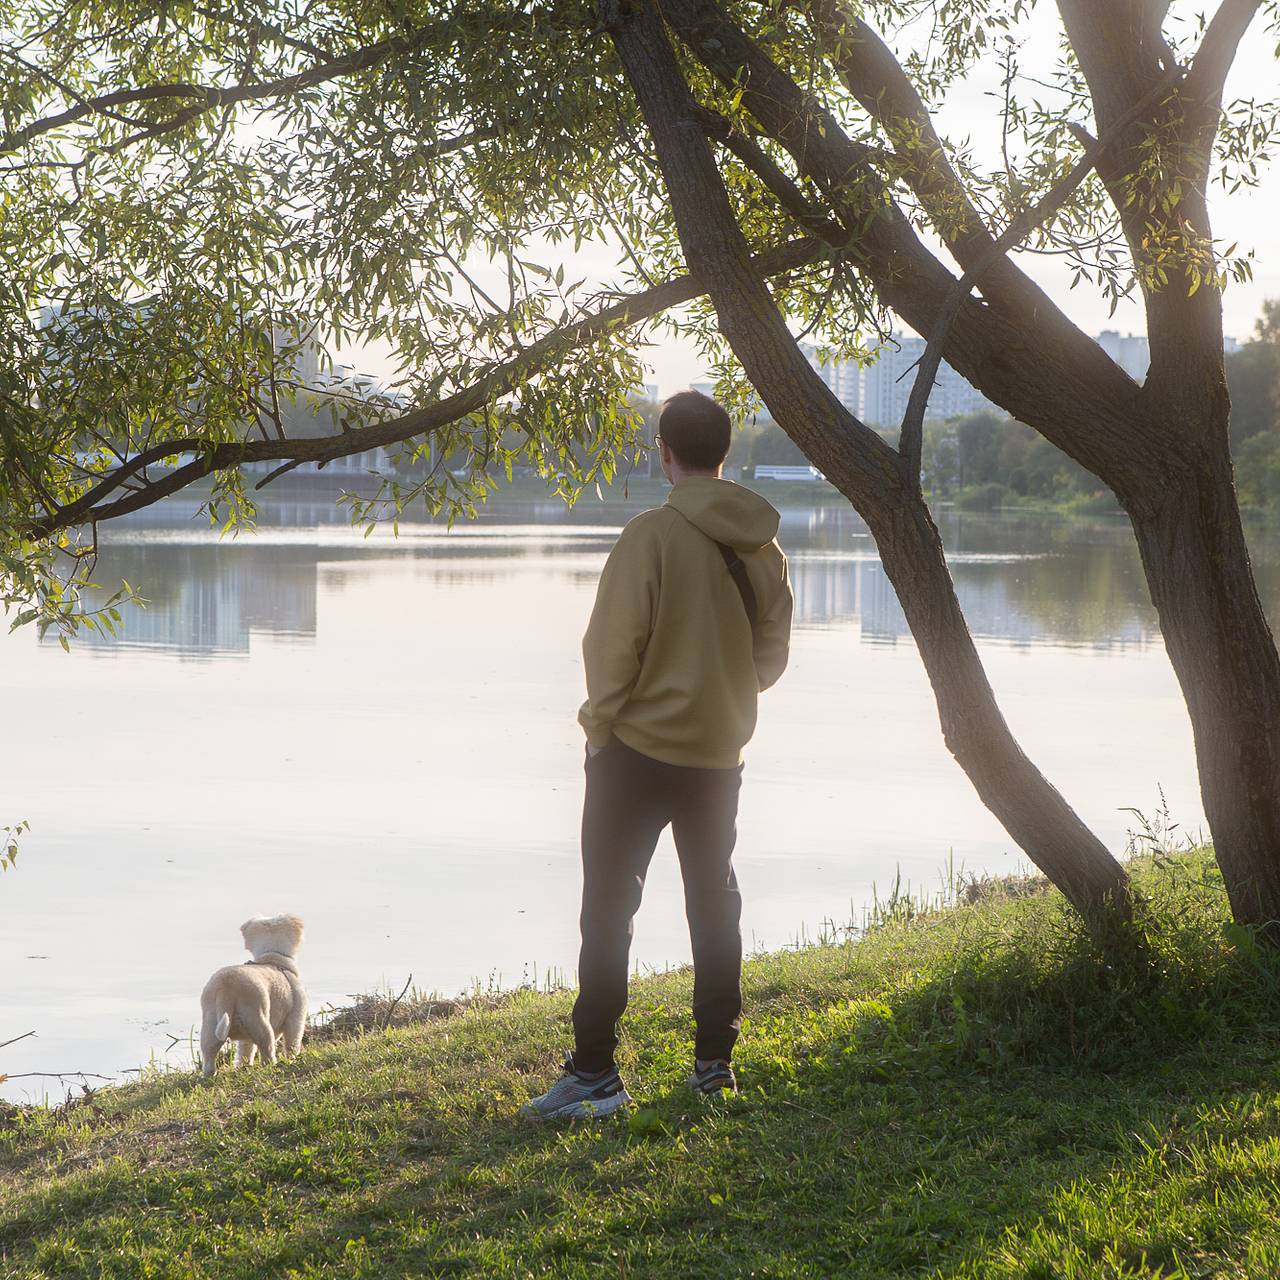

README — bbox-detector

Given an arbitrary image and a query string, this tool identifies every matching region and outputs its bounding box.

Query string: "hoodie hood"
[665,476,780,551]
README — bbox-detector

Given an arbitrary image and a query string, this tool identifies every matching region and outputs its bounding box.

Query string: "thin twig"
[4,1069,116,1081]
[253,458,313,489]
[693,102,857,246]
[382,973,414,1031]
[0,1030,36,1052]
[0,27,431,154]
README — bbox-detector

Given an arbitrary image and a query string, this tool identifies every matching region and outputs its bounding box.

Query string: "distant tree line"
[1227,301,1280,512]
[720,407,1110,510]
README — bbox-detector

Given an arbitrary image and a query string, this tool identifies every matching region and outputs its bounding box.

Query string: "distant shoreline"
[158,465,1165,522]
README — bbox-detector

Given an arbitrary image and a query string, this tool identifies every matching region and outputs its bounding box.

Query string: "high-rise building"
[1095,330,1151,382]
[798,342,862,417]
[688,339,995,428]
[272,322,327,388]
[1085,329,1239,382]
[860,336,998,428]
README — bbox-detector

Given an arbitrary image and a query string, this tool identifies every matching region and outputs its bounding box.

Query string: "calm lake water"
[4,485,1278,1100]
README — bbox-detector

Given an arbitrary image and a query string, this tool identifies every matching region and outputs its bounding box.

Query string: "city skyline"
[688,327,1233,427]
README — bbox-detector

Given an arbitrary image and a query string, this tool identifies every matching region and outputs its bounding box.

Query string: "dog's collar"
[248,951,299,976]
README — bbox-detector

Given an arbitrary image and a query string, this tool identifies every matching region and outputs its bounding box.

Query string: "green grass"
[5,850,1280,1278]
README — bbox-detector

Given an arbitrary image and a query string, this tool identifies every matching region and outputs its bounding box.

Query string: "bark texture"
[1124,455,1280,926]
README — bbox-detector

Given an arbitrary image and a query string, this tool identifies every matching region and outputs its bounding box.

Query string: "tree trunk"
[865,496,1130,912]
[1124,452,1280,927]
[1055,0,1280,927]
[605,0,1129,917]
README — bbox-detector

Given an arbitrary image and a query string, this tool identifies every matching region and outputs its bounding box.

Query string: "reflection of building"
[43,497,1168,658]
[788,550,1156,649]
[44,547,318,658]
[788,553,912,640]
[790,554,867,626]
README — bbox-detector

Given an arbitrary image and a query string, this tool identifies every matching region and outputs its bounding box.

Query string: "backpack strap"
[713,539,759,631]
[666,506,760,632]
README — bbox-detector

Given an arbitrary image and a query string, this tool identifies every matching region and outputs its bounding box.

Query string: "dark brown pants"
[572,736,744,1073]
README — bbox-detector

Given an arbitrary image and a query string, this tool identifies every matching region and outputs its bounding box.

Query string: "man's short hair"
[659,390,732,471]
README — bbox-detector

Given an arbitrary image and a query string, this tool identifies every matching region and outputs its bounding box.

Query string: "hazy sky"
[343,4,1280,396]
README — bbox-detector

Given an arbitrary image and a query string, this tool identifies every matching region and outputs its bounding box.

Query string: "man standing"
[523,390,793,1119]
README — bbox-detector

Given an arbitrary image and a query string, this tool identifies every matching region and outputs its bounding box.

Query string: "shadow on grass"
[216,1020,1280,1279]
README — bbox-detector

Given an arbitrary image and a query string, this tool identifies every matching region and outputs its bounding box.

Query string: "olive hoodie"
[578,476,793,768]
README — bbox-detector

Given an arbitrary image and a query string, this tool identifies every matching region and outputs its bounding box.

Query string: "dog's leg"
[283,1002,307,1057]
[200,1014,224,1079]
[245,1012,277,1066]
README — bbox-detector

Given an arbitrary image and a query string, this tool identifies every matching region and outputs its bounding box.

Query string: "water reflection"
[69,545,319,656]
[50,494,1241,658]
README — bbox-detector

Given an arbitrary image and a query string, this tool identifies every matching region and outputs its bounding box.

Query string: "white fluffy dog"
[199,914,307,1078]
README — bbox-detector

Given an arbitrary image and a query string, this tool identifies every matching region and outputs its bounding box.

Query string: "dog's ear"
[240,917,265,955]
[241,913,305,958]
[272,913,305,956]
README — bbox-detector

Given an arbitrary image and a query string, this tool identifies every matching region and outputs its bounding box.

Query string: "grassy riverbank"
[5,850,1280,1278]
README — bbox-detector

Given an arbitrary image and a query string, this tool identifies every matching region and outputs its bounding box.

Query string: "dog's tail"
[200,1004,234,1078]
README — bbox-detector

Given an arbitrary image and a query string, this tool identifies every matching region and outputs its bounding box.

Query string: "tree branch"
[0,19,458,154]
[188,4,333,61]
[1184,0,1264,105]
[692,104,851,244]
[899,63,1186,487]
[1057,0,1246,406]
[600,0,899,491]
[805,3,1014,292]
[603,0,1131,916]
[24,240,822,538]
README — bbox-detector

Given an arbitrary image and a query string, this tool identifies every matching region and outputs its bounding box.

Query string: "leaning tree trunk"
[1123,445,1280,927]
[605,0,1129,916]
[865,496,1130,911]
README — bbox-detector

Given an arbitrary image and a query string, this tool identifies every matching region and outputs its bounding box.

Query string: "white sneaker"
[520,1054,631,1120]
